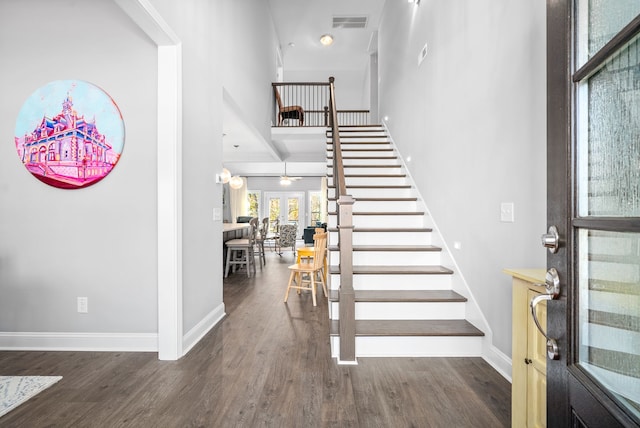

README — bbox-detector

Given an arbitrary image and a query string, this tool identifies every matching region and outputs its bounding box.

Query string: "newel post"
[338,194,356,363]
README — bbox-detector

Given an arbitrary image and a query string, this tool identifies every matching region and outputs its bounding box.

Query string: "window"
[247,190,260,218]
[309,191,322,226]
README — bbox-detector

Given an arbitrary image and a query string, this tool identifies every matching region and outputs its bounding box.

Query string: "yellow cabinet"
[504,268,547,428]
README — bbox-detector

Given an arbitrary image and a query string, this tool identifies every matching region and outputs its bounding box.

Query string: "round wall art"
[14,80,125,189]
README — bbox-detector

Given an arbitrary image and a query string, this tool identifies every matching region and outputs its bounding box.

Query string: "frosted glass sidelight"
[577,229,640,419]
[578,0,640,65]
[577,36,640,217]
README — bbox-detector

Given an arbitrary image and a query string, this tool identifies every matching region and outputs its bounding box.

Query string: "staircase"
[326,125,485,360]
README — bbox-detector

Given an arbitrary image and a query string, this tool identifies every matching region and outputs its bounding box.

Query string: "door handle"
[541,225,560,253]
[530,268,560,360]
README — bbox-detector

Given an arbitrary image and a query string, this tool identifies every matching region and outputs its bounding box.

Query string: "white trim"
[156,44,183,361]
[114,0,183,361]
[0,332,157,352]
[182,304,226,355]
[483,344,512,383]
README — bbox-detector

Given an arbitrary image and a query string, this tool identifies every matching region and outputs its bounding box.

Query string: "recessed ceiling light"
[320,34,334,46]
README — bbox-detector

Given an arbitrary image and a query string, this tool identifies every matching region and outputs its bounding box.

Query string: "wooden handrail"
[328,76,356,363]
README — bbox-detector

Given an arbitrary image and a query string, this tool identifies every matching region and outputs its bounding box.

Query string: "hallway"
[0,250,510,427]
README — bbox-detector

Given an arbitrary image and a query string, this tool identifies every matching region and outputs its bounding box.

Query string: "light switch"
[213,208,222,221]
[500,202,515,223]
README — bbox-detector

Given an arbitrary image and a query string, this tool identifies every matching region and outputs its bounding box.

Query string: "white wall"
[285,69,369,110]
[223,0,279,141]
[0,0,158,337]
[0,0,226,355]
[378,0,547,357]
[149,0,225,343]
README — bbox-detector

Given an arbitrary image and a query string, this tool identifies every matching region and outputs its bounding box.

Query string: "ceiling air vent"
[332,16,368,29]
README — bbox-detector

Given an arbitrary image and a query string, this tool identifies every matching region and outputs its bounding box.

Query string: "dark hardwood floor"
[0,248,510,427]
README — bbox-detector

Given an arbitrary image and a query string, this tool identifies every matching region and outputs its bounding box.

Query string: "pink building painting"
[14,80,124,189]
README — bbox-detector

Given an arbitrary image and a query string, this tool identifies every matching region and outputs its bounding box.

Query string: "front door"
[547,1,640,426]
[264,192,305,237]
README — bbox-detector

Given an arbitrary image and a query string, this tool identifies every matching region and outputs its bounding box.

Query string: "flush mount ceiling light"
[320,34,334,46]
[407,0,421,4]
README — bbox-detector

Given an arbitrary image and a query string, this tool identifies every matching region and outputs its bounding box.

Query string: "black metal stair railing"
[272,82,370,127]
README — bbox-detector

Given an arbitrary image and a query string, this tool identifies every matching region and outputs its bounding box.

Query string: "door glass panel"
[576,35,640,218]
[269,197,280,232]
[287,197,299,226]
[577,0,640,66]
[577,229,640,418]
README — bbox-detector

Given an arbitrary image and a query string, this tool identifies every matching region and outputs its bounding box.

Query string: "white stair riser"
[330,336,483,359]
[328,150,395,158]
[329,176,408,187]
[328,273,452,290]
[327,143,391,151]
[329,166,402,175]
[328,158,399,166]
[327,132,387,138]
[329,301,466,320]
[328,188,415,198]
[328,231,432,246]
[328,215,423,228]
[329,200,418,212]
[329,251,441,266]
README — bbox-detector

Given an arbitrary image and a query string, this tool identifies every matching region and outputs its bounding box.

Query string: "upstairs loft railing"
[328,76,356,363]
[272,81,369,127]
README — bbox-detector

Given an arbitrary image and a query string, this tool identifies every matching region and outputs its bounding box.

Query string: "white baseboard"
[0,303,226,357]
[181,303,226,356]
[482,344,512,382]
[0,331,158,352]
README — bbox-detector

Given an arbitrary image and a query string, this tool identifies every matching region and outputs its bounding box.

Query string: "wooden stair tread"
[328,290,467,303]
[328,164,401,168]
[328,211,425,216]
[327,148,393,152]
[328,184,411,189]
[327,227,432,232]
[329,265,454,275]
[330,319,484,337]
[328,197,418,202]
[328,245,441,252]
[327,156,398,160]
[327,174,406,177]
[327,140,390,148]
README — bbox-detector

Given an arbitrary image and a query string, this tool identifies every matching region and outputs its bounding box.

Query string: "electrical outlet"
[77,297,88,313]
[500,202,515,223]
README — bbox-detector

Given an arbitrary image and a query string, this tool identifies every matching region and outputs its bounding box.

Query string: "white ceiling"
[222,0,386,177]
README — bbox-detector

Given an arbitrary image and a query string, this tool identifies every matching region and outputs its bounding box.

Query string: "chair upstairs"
[284,231,328,306]
[274,86,304,126]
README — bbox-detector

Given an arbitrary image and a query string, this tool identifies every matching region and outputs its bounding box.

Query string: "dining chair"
[255,217,268,266]
[296,228,328,282]
[264,218,280,252]
[224,218,258,278]
[284,231,327,306]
